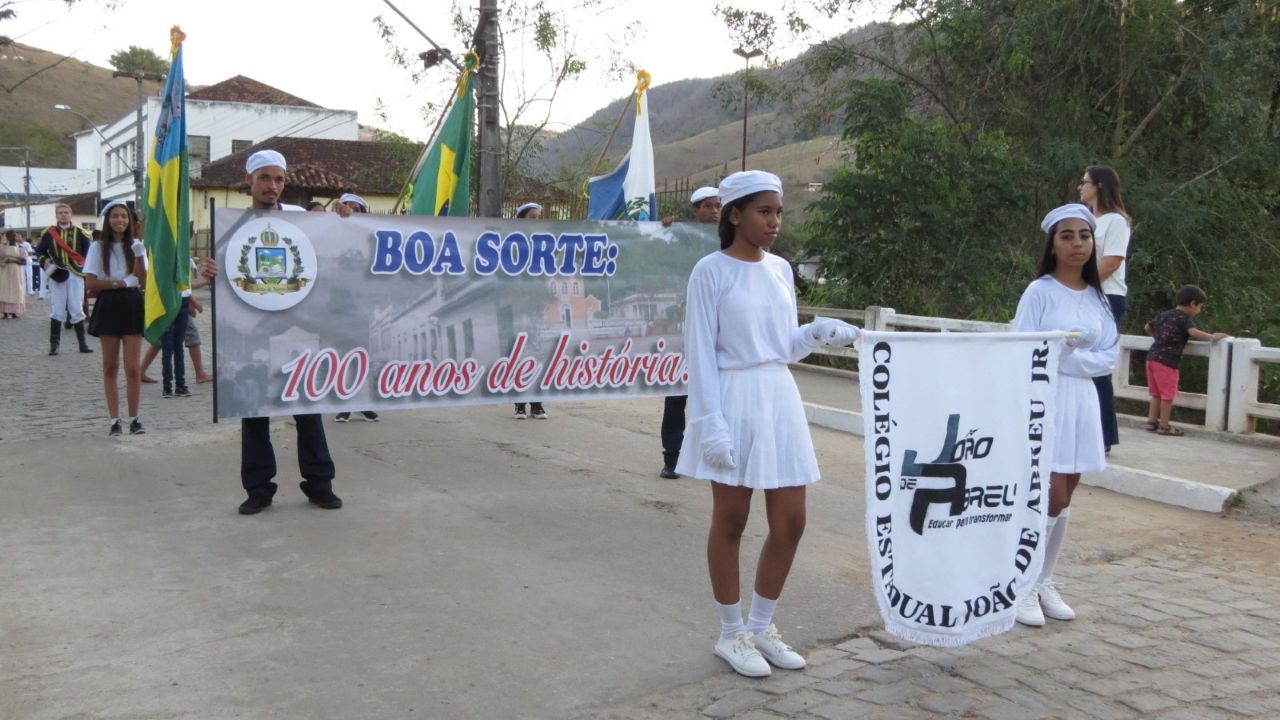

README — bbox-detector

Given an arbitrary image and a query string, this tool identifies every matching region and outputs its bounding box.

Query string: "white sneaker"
[751,625,806,670]
[713,632,771,677]
[1016,588,1045,626]
[1037,580,1076,621]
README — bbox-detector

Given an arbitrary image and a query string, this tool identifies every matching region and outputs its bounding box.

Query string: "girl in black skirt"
[83,200,148,435]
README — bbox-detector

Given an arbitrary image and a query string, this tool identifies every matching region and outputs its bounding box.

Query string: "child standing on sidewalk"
[1143,285,1229,436]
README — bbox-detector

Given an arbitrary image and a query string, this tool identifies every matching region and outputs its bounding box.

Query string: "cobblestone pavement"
[574,544,1280,720]
[4,290,1280,719]
[0,290,232,443]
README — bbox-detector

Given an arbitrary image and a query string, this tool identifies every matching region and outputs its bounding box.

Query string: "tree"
[373,2,632,202]
[108,45,167,76]
[770,0,1279,346]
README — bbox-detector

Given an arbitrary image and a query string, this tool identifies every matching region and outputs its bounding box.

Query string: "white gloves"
[1064,326,1097,349]
[811,316,861,347]
[122,274,140,289]
[699,415,738,470]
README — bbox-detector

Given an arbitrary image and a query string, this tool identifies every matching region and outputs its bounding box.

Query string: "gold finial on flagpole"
[170,26,186,57]
[635,70,651,115]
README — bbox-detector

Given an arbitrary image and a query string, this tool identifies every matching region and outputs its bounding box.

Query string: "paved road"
[3,294,1279,720]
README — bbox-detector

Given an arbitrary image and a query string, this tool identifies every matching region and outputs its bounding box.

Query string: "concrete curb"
[802,401,1239,514]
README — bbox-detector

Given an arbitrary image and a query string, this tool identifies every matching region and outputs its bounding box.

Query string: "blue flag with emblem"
[142,26,190,344]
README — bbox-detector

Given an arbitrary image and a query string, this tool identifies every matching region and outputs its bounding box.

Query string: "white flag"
[620,70,656,220]
[860,331,1064,646]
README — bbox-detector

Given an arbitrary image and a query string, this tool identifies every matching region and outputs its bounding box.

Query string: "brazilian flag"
[408,52,478,216]
[143,27,190,344]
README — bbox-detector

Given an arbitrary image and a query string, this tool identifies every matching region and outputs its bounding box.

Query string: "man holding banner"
[231,150,341,515]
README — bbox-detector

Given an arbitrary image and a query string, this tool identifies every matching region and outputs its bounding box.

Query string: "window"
[561,281,568,296]
[189,135,211,169]
[572,281,580,297]
[232,139,253,154]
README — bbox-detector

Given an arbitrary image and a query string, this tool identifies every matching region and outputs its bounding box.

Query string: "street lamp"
[732,46,762,172]
[53,104,130,199]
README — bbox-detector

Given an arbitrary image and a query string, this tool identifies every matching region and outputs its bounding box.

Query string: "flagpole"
[392,86,459,214]
[589,91,635,178]
[207,196,218,424]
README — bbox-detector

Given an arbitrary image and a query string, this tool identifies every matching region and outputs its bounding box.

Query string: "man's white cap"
[245,149,287,175]
[690,186,718,205]
[1040,203,1096,234]
[718,170,782,206]
[338,193,369,211]
[516,202,542,217]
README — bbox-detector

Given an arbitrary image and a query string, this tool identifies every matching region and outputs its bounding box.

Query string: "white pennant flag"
[861,331,1065,646]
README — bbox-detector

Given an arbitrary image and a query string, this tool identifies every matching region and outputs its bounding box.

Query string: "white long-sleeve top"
[682,251,820,437]
[1013,275,1118,378]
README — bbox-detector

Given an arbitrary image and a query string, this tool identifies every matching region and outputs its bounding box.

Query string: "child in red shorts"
[1143,285,1229,436]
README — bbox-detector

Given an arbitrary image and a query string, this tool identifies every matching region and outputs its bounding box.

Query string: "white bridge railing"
[798,305,1279,436]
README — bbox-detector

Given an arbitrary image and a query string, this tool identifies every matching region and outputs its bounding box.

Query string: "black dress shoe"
[660,465,680,479]
[239,495,273,515]
[305,488,343,509]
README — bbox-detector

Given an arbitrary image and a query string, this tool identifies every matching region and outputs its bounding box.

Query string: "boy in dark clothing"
[1143,285,1229,436]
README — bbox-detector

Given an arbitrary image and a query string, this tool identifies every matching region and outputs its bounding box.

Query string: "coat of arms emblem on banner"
[224,217,318,311]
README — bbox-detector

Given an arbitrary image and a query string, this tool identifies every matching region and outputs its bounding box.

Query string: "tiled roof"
[192,137,424,195]
[186,75,320,108]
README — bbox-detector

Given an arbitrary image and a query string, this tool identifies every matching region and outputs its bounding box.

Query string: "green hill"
[0,42,163,168]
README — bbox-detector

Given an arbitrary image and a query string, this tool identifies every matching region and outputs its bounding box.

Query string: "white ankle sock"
[717,601,743,640]
[745,591,778,636]
[1038,508,1070,584]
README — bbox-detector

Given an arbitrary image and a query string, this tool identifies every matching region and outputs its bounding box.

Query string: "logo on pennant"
[902,414,1009,535]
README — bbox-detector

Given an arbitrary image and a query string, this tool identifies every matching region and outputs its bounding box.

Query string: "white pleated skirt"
[675,364,820,489]
[1053,374,1107,474]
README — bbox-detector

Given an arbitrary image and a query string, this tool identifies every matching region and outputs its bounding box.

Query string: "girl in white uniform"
[678,171,857,677]
[1012,203,1118,627]
[82,200,148,436]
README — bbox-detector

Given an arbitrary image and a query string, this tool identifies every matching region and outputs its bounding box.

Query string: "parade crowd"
[9,149,1232,679]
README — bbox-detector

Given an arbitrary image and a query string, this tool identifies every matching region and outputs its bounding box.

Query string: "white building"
[70,75,358,204]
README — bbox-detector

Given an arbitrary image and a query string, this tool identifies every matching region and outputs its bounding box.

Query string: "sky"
[9,0,892,142]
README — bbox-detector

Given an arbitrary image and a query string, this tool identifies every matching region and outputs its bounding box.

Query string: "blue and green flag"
[407,52,478,216]
[143,26,191,344]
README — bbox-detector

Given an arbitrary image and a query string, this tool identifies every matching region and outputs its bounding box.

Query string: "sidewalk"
[3,301,1280,720]
[792,365,1280,513]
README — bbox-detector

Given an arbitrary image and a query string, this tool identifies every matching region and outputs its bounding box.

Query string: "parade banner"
[860,331,1063,646]
[212,209,716,419]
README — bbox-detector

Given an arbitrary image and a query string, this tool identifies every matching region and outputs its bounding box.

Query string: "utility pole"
[477,0,502,218]
[112,70,165,207]
[1,146,33,231]
[23,152,31,231]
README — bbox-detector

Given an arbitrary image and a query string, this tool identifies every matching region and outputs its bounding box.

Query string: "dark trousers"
[241,414,335,498]
[160,297,191,391]
[661,395,687,465]
[1093,293,1127,448]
